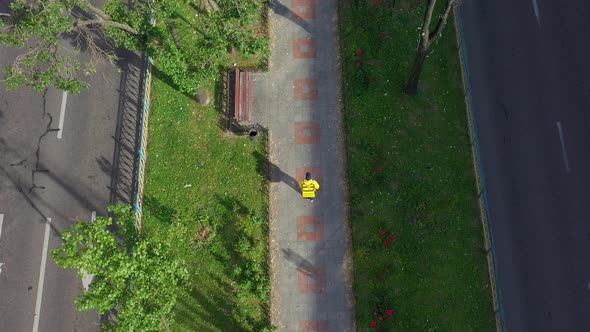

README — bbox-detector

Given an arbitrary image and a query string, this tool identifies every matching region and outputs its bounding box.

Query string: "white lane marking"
[0,214,3,275]
[57,91,68,139]
[82,211,96,290]
[532,0,541,26]
[32,218,51,332]
[556,121,570,173]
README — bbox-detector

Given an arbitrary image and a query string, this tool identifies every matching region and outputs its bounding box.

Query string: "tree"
[405,0,456,95]
[0,0,268,93]
[51,204,189,332]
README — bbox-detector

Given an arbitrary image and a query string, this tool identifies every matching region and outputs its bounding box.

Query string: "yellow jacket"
[300,179,320,198]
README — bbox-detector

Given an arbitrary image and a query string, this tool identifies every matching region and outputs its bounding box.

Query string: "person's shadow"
[253,151,300,193]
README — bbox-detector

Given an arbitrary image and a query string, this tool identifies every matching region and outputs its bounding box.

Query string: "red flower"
[380,31,385,37]
[370,321,377,328]
[256,29,261,34]
[378,316,383,320]
[356,49,363,55]
[356,60,362,65]
[389,233,395,239]
[386,309,393,315]
[373,311,378,316]
[384,240,390,245]
[387,316,392,320]
[376,0,382,5]
[375,166,381,172]
[379,230,385,235]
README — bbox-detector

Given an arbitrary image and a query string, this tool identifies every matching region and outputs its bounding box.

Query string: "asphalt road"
[0,24,122,332]
[460,0,590,330]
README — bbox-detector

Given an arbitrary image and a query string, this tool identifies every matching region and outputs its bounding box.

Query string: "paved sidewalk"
[251,0,355,330]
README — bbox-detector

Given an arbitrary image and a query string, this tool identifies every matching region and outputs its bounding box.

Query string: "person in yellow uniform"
[300,172,320,202]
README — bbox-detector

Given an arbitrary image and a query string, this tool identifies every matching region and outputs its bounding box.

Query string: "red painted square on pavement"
[294,79,318,100]
[293,38,317,59]
[300,320,328,332]
[297,216,324,241]
[295,122,320,144]
[298,266,326,293]
[292,0,316,19]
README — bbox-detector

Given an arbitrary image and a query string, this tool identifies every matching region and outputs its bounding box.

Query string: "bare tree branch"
[83,2,111,21]
[5,40,60,83]
[405,0,456,95]
[0,24,14,33]
[427,0,456,47]
[1,11,12,32]
[75,24,117,70]
[76,19,139,35]
[420,0,437,47]
[205,0,219,12]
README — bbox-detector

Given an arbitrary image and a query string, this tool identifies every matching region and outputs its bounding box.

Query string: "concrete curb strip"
[453,5,504,332]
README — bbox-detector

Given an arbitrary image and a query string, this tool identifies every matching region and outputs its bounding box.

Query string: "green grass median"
[339,1,495,330]
[142,77,270,331]
[139,1,271,330]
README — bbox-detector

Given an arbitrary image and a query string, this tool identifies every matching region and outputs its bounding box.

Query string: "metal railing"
[132,2,156,231]
[132,54,153,231]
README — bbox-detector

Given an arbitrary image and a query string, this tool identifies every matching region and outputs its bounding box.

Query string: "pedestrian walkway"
[251,0,355,330]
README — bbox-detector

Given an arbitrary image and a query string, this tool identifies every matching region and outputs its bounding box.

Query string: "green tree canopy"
[51,204,189,332]
[0,0,268,93]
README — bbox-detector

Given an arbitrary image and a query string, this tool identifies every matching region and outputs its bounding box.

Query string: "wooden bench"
[227,68,252,123]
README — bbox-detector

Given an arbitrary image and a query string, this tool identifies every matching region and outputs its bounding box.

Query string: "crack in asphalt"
[9,158,28,168]
[0,164,49,222]
[29,88,58,193]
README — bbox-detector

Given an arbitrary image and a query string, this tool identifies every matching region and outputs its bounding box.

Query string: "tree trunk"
[161,314,172,332]
[403,0,455,96]
[207,0,219,12]
[405,46,428,96]
[76,19,139,35]
[202,0,219,13]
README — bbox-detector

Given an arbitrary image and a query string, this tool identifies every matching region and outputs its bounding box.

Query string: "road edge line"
[453,5,504,332]
[0,214,4,275]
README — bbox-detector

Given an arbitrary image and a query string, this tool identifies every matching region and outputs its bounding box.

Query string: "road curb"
[452,5,504,332]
